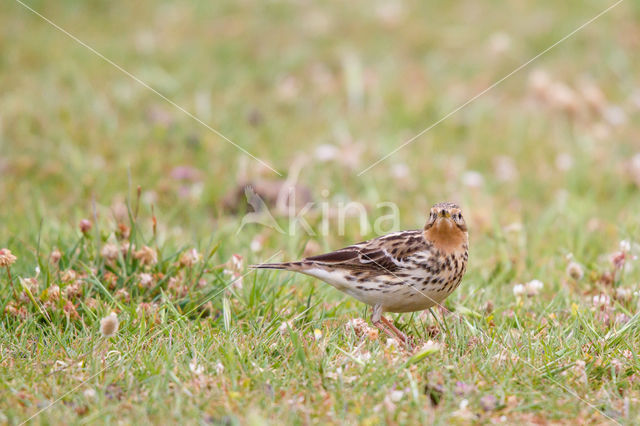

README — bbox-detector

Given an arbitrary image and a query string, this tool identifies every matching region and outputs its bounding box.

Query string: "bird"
[251,202,469,347]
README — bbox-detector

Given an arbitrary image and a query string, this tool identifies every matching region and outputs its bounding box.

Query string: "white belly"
[302,267,460,313]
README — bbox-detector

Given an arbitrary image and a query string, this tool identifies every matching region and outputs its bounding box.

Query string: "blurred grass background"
[1,0,640,423]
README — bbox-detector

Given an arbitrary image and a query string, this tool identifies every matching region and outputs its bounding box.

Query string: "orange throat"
[424,219,468,253]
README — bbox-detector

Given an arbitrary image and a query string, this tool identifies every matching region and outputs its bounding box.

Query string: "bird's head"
[423,202,468,250]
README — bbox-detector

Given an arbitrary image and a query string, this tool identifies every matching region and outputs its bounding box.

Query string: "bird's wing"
[303,230,428,272]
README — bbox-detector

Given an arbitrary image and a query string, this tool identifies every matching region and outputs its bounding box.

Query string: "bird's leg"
[381,316,413,350]
[371,305,413,350]
[371,305,398,341]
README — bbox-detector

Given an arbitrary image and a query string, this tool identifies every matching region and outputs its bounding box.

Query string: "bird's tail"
[249,261,305,271]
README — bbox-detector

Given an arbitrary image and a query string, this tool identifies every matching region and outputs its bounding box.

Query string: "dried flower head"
[85,297,99,310]
[179,248,201,267]
[610,251,627,271]
[100,312,119,338]
[615,287,632,303]
[0,248,17,267]
[566,261,584,280]
[114,288,130,303]
[60,269,77,283]
[100,243,119,262]
[47,284,61,301]
[64,281,83,300]
[63,300,79,320]
[345,317,370,337]
[120,241,135,256]
[79,219,92,234]
[103,271,118,289]
[138,272,154,289]
[136,302,156,317]
[5,301,27,319]
[167,277,188,298]
[50,248,62,264]
[134,246,158,266]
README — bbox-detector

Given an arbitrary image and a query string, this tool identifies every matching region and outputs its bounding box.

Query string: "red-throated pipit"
[251,202,468,347]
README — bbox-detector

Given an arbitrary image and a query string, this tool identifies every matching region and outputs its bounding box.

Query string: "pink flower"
[79,219,92,234]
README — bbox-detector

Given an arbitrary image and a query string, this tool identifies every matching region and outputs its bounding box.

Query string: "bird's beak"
[438,211,451,219]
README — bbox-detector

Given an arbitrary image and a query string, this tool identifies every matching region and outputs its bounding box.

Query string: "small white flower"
[620,240,631,253]
[314,144,339,162]
[189,358,204,375]
[461,170,484,188]
[420,340,441,352]
[593,294,610,307]
[493,156,518,182]
[389,390,404,402]
[390,163,410,180]
[139,273,154,288]
[278,320,293,335]
[488,32,511,55]
[555,153,573,171]
[513,284,525,297]
[215,362,224,375]
[83,388,97,399]
[525,280,544,296]
[602,105,627,127]
[250,236,263,252]
[355,352,372,364]
[223,254,244,289]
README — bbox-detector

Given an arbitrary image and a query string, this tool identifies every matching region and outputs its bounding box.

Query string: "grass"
[1,0,640,423]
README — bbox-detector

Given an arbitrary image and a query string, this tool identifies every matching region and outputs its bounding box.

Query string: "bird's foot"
[375,317,414,351]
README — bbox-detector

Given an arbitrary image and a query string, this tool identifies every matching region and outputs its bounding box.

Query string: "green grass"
[1,0,640,423]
